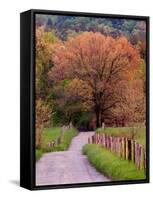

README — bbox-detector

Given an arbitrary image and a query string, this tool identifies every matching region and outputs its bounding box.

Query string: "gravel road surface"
[36,131,110,186]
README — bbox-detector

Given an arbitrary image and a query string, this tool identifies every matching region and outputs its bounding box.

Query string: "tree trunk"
[95,106,100,128]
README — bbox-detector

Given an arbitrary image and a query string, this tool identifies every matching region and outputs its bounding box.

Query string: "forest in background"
[35,14,146,148]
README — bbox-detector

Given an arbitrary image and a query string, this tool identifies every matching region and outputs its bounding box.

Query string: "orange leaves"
[48,31,145,125]
[50,32,141,85]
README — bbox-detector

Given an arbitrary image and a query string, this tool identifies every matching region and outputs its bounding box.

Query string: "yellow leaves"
[36,27,56,65]
[36,99,52,126]
[64,79,93,111]
[112,76,145,123]
[65,79,90,96]
[36,27,60,97]
[36,99,52,147]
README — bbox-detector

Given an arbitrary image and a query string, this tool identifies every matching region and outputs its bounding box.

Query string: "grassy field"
[96,127,146,146]
[57,128,78,150]
[42,127,61,149]
[36,127,78,160]
[36,149,43,161]
[83,144,145,181]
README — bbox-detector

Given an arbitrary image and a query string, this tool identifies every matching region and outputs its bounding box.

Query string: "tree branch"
[102,101,120,112]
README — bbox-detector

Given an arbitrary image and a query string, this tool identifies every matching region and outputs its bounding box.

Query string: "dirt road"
[36,131,110,186]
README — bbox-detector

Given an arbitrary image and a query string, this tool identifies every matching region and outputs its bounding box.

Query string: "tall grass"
[36,127,78,160]
[96,127,146,146]
[57,128,78,151]
[83,144,145,181]
[41,127,61,149]
[36,149,43,161]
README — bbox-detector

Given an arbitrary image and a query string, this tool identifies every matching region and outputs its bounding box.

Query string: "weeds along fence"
[47,136,62,148]
[46,125,70,148]
[88,133,146,170]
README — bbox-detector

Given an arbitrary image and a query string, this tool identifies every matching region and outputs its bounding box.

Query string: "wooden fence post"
[112,137,115,153]
[131,140,134,162]
[47,142,51,148]
[108,136,110,148]
[125,138,128,160]
[110,136,113,152]
[135,142,139,168]
[121,137,125,159]
[95,134,97,144]
[52,141,55,147]
[97,134,99,144]
[94,133,146,171]
[99,134,101,144]
[105,135,108,148]
[117,137,121,157]
[57,137,60,145]
[127,139,132,161]
[100,135,102,145]
[115,137,118,154]
[91,135,94,144]
[97,134,100,144]
[103,134,106,147]
[106,136,108,148]
[144,150,146,170]
[134,142,137,167]
[138,144,143,170]
[108,136,110,149]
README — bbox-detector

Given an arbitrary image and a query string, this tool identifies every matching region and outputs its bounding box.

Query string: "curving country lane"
[36,131,110,186]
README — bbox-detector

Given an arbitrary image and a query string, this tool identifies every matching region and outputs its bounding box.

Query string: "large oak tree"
[49,32,142,127]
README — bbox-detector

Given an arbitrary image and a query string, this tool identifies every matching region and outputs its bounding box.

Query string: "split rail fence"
[88,133,146,170]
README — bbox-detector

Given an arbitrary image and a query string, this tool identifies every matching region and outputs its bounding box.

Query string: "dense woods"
[35,14,146,147]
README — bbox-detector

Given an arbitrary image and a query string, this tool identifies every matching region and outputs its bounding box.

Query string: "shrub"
[36,149,43,161]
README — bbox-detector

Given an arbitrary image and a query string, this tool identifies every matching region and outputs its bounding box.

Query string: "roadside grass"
[36,127,78,160]
[96,127,146,146]
[41,127,61,148]
[36,149,43,161]
[42,127,61,148]
[57,128,78,151]
[42,127,78,152]
[83,144,145,181]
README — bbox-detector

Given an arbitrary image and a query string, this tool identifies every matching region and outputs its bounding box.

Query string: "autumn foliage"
[49,32,144,127]
[35,27,56,146]
[36,99,52,147]
[35,14,146,141]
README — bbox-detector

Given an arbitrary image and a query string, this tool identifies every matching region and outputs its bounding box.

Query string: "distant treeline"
[36,14,146,50]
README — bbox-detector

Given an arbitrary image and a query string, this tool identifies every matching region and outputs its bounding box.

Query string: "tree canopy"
[35,15,146,132]
[49,32,144,127]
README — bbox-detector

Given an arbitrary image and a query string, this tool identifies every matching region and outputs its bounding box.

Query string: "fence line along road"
[88,133,146,170]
